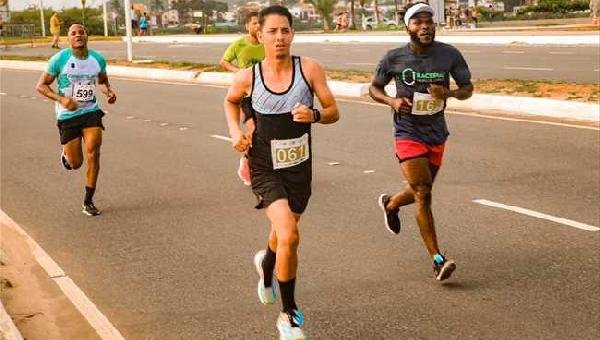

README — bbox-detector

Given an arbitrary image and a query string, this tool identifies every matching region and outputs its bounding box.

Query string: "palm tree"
[373,0,380,25]
[309,0,336,31]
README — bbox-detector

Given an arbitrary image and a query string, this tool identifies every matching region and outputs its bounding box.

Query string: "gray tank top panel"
[251,56,313,115]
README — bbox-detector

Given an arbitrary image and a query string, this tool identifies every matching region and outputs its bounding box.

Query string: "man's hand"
[107,89,117,104]
[291,103,314,123]
[232,129,252,153]
[428,84,450,100]
[59,96,78,111]
[390,97,412,115]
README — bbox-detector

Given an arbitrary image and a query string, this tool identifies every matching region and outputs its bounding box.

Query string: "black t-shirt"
[373,41,472,145]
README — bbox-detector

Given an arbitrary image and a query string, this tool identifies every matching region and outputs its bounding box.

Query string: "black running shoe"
[378,194,401,234]
[433,256,456,281]
[60,151,72,170]
[82,202,101,216]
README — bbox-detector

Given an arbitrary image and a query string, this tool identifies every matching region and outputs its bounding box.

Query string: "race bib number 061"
[271,133,310,170]
[73,84,96,102]
[411,92,444,116]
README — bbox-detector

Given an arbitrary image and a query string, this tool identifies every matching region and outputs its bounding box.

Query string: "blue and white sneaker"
[277,309,306,340]
[60,151,72,170]
[253,250,277,305]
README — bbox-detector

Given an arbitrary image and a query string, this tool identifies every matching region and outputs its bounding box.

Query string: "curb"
[0,301,23,340]
[129,34,600,45]
[1,60,597,123]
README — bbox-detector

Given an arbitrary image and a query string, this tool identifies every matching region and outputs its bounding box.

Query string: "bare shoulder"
[233,67,253,85]
[299,56,324,73]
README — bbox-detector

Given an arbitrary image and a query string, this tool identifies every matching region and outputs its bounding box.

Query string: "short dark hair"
[259,5,293,28]
[245,11,259,24]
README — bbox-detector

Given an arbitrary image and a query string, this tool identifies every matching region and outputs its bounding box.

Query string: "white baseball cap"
[404,3,435,27]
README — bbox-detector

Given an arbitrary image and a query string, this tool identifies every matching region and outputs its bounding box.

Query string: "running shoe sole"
[378,194,400,234]
[253,250,277,304]
[436,259,456,281]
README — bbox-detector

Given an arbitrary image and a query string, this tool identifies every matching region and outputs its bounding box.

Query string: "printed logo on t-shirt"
[400,68,446,86]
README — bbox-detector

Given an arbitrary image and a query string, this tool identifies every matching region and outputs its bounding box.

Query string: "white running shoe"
[277,309,306,340]
[253,250,277,305]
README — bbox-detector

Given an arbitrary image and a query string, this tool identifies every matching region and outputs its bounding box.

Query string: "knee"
[277,228,300,252]
[412,184,432,203]
[86,146,101,161]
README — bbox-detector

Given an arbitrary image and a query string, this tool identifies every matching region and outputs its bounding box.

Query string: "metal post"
[38,0,46,37]
[103,0,108,36]
[123,0,133,61]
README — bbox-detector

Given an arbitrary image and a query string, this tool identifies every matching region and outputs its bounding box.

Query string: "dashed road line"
[473,199,599,232]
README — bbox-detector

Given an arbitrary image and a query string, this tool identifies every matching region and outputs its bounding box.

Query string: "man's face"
[407,12,435,46]
[68,25,88,49]
[258,14,293,59]
[246,16,260,39]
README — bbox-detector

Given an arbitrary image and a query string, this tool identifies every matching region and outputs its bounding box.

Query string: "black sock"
[84,186,96,204]
[278,278,297,313]
[262,246,276,288]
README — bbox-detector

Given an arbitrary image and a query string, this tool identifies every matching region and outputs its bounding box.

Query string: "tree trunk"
[350,0,356,29]
[373,0,380,24]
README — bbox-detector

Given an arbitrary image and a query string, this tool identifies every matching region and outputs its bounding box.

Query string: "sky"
[9,0,107,11]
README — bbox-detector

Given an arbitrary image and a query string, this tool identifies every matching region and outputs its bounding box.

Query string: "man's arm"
[220,59,239,73]
[369,83,412,114]
[220,42,239,72]
[97,71,117,104]
[224,68,253,152]
[36,72,78,111]
[292,58,339,124]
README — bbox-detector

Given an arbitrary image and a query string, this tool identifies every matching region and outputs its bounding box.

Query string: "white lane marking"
[210,134,232,142]
[363,170,375,174]
[160,122,169,126]
[503,66,553,71]
[345,62,377,66]
[549,51,574,55]
[0,210,126,339]
[336,98,599,131]
[502,50,525,54]
[179,127,189,131]
[594,69,599,72]
[327,161,340,166]
[0,92,7,96]
[126,116,135,119]
[473,199,599,232]
[143,119,152,122]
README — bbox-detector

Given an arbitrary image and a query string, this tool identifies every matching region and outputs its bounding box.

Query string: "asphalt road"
[2,40,599,83]
[1,69,599,339]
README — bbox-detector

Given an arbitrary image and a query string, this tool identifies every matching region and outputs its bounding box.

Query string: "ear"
[257,30,264,44]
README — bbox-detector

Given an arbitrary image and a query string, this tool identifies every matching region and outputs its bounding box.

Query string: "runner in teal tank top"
[36,24,117,216]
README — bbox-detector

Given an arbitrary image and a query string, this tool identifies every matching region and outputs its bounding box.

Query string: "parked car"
[362,16,398,30]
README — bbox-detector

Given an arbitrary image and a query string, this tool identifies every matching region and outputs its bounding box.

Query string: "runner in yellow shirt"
[220,12,265,186]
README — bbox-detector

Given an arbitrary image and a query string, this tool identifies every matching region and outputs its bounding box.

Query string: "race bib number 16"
[271,133,310,170]
[72,84,96,102]
[411,92,444,116]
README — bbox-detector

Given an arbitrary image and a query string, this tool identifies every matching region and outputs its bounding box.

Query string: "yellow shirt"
[50,16,61,34]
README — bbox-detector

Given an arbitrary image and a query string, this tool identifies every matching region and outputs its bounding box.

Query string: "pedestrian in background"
[50,11,61,49]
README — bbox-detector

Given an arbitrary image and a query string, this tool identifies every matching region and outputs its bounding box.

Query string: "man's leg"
[62,137,84,170]
[387,164,439,210]
[81,127,102,215]
[400,157,439,256]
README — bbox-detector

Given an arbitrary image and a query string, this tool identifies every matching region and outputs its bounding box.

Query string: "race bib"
[271,133,310,170]
[72,84,96,102]
[411,92,444,116]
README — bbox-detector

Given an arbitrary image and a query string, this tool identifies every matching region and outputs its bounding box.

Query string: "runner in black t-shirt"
[369,2,473,281]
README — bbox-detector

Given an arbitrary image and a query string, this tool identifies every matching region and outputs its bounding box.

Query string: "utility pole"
[38,0,46,37]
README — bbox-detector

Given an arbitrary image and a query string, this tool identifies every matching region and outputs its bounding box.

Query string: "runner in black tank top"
[223,6,339,340]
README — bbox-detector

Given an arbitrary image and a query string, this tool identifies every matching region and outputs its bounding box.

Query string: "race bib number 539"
[411,92,444,116]
[72,84,96,102]
[271,133,310,170]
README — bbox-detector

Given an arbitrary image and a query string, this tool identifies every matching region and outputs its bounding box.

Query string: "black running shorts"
[56,110,105,145]
[249,143,312,215]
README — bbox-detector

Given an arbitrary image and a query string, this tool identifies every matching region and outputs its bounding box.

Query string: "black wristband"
[312,108,321,123]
